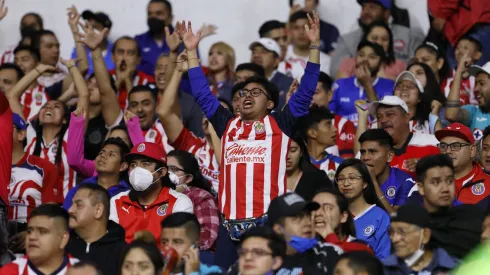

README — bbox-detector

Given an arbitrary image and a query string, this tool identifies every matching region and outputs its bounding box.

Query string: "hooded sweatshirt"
[66,221,127,275]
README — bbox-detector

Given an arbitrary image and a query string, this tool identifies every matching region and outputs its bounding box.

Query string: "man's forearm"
[288,62,320,117]
[188,66,220,119]
[364,84,378,102]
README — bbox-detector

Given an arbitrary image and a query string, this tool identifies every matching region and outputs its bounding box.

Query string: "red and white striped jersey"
[333,114,355,158]
[143,119,174,154]
[109,70,155,110]
[310,154,343,181]
[9,153,63,222]
[220,116,290,220]
[0,47,14,65]
[441,70,476,106]
[171,127,219,194]
[25,132,76,198]
[0,255,79,275]
[20,84,49,121]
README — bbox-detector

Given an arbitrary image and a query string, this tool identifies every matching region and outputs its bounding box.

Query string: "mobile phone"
[293,0,305,8]
[355,102,370,111]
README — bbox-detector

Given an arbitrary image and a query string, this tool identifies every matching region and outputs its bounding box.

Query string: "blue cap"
[357,0,392,9]
[13,113,28,130]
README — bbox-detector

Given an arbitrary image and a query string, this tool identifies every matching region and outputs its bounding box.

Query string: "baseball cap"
[82,10,112,29]
[125,142,167,163]
[267,193,319,226]
[435,122,475,144]
[390,203,430,228]
[395,71,424,94]
[13,113,27,130]
[357,0,392,9]
[368,95,409,118]
[249,38,281,57]
[468,62,490,78]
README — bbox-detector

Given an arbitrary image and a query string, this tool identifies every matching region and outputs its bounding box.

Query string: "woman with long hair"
[334,158,391,259]
[337,21,406,80]
[286,132,333,200]
[312,188,373,254]
[166,150,219,251]
[414,41,451,86]
[207,41,236,103]
[119,240,164,275]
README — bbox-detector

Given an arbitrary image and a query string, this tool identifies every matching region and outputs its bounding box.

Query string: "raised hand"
[36,63,57,74]
[72,108,86,118]
[183,246,200,275]
[165,24,182,53]
[304,11,320,45]
[457,51,472,73]
[0,0,8,21]
[75,22,108,51]
[67,5,81,31]
[59,57,80,68]
[176,20,202,51]
[200,23,218,39]
[175,51,190,73]
[355,63,371,87]
[286,79,299,105]
[124,110,137,123]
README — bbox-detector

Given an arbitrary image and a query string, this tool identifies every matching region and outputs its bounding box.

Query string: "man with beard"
[330,0,424,76]
[328,40,393,126]
[446,53,490,142]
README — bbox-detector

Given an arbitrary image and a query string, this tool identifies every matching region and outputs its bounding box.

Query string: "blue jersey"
[328,76,394,125]
[461,105,490,141]
[354,205,391,259]
[381,168,414,206]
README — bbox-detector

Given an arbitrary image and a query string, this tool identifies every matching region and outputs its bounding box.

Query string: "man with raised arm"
[176,12,321,268]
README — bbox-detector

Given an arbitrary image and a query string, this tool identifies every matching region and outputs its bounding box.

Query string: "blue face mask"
[288,235,318,253]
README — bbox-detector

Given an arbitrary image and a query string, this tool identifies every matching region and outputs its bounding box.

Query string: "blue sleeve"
[395,174,414,206]
[461,105,477,126]
[62,186,78,210]
[328,81,340,114]
[188,67,221,118]
[271,105,298,138]
[374,213,391,259]
[287,62,320,117]
[71,47,77,59]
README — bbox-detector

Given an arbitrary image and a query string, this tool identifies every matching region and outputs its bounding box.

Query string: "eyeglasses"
[237,248,273,258]
[437,142,471,152]
[167,165,185,173]
[335,174,363,185]
[388,227,421,238]
[238,88,270,99]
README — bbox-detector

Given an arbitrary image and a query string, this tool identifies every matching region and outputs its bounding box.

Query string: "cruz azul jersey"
[310,154,343,182]
[109,70,154,110]
[171,127,219,194]
[461,104,490,141]
[142,119,174,154]
[9,154,63,222]
[0,255,79,275]
[221,116,290,220]
[26,132,76,198]
[380,167,414,206]
[353,205,391,259]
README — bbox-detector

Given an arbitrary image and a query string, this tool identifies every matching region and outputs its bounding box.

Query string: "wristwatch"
[309,44,322,50]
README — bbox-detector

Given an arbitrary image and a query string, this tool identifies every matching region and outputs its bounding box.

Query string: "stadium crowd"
[1,0,490,274]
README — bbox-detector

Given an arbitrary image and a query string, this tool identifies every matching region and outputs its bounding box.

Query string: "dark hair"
[358,129,394,149]
[235,63,266,78]
[337,251,384,275]
[415,154,454,183]
[32,100,70,173]
[128,85,157,102]
[149,0,173,15]
[334,159,384,208]
[13,45,41,62]
[240,226,286,258]
[31,30,56,51]
[259,20,286,37]
[160,212,200,243]
[21,13,44,30]
[71,262,104,275]
[30,204,69,231]
[218,98,233,112]
[482,125,490,143]
[415,41,451,83]
[0,63,25,81]
[457,35,482,53]
[77,183,111,221]
[290,131,314,172]
[233,76,279,109]
[289,11,308,24]
[108,125,133,148]
[119,240,164,275]
[126,155,172,188]
[112,36,141,57]
[87,72,118,95]
[297,106,335,142]
[318,72,334,93]
[103,137,131,163]
[314,188,357,237]
[167,150,213,194]
[357,39,386,63]
[361,21,395,65]
[406,62,447,125]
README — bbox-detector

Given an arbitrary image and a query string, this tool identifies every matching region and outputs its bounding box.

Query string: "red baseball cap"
[125,142,167,163]
[435,123,475,144]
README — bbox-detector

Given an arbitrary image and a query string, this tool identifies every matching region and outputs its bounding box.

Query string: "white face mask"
[129,167,163,191]
[168,171,185,186]
[404,230,425,267]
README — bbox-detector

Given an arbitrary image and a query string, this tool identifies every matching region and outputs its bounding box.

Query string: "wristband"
[309,44,322,50]
[34,67,42,74]
[446,101,460,108]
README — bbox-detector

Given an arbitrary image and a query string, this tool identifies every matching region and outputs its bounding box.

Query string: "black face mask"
[147,18,166,35]
[20,26,37,38]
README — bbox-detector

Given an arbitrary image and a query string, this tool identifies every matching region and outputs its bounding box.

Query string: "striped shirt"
[109,70,154,110]
[310,154,343,182]
[0,255,79,275]
[142,119,174,154]
[442,69,476,106]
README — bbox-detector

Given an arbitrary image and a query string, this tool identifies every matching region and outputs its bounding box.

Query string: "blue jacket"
[382,248,459,275]
[63,176,130,210]
[71,42,114,76]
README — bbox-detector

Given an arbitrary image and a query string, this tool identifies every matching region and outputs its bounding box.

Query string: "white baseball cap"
[395,71,424,94]
[249,38,281,57]
[369,95,409,118]
[468,62,490,78]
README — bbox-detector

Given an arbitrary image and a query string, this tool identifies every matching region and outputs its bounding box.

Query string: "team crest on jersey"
[157,204,168,216]
[34,92,43,105]
[10,175,14,185]
[472,182,485,195]
[137,143,146,152]
[253,121,265,135]
[363,225,375,237]
[386,186,397,199]
[148,130,156,139]
[474,129,483,140]
[51,145,58,153]
[327,171,336,181]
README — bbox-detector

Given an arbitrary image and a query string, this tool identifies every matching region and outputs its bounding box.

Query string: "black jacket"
[277,242,343,275]
[295,163,334,201]
[66,221,127,275]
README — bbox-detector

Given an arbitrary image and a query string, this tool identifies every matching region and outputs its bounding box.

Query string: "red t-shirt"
[455,162,490,204]
[0,92,13,206]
